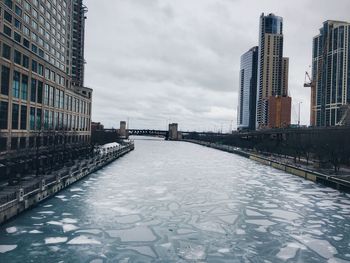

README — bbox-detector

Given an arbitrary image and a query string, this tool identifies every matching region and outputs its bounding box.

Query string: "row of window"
[0,100,91,132]
[0,65,90,116]
[3,8,66,64]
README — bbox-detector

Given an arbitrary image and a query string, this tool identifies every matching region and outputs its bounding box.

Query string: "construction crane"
[304,71,316,126]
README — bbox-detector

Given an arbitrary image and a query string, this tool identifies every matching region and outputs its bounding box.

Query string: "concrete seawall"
[184,140,350,192]
[0,143,134,225]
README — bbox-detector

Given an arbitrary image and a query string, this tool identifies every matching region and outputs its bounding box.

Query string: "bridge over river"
[1,137,350,262]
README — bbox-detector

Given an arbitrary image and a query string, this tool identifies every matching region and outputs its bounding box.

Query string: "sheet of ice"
[218,248,230,253]
[43,205,53,208]
[276,243,304,260]
[160,243,172,249]
[106,226,157,242]
[246,220,276,227]
[292,235,337,259]
[126,246,156,258]
[218,214,238,224]
[76,229,102,235]
[55,195,66,199]
[61,218,78,224]
[63,224,79,232]
[67,235,101,245]
[70,188,84,192]
[29,230,43,234]
[38,211,55,214]
[262,209,301,220]
[45,237,68,244]
[246,209,264,217]
[6,227,17,234]
[0,245,17,253]
[115,215,141,224]
[178,245,206,260]
[47,221,63,226]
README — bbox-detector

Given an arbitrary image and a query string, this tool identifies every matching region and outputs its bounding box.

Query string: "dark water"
[1,138,350,262]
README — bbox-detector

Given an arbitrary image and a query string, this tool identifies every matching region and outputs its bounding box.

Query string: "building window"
[19,137,26,149]
[23,38,30,48]
[22,55,29,68]
[30,107,35,130]
[31,79,37,102]
[4,11,12,23]
[44,110,49,129]
[14,32,21,43]
[12,71,20,98]
[5,0,13,9]
[15,5,22,17]
[21,74,28,100]
[14,50,21,65]
[38,64,44,76]
[37,81,43,104]
[0,101,9,129]
[32,60,38,73]
[3,25,12,37]
[37,109,42,130]
[20,105,27,130]
[1,66,10,95]
[2,44,11,60]
[12,103,19,129]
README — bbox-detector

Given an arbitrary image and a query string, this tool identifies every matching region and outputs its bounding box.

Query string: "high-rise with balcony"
[256,13,291,129]
[0,0,92,164]
[237,46,258,131]
[312,20,350,127]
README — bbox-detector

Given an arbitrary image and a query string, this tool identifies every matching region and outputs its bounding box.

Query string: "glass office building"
[312,20,350,127]
[237,46,258,130]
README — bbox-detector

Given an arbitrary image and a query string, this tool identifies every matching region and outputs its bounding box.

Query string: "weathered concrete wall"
[0,143,134,225]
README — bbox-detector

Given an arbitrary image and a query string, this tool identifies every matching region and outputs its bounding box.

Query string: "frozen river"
[1,138,350,262]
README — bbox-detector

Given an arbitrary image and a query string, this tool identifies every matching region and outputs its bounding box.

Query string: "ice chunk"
[6,227,17,234]
[29,230,43,234]
[0,245,17,253]
[67,235,101,245]
[45,237,68,244]
[178,245,206,260]
[106,226,157,242]
[63,224,78,232]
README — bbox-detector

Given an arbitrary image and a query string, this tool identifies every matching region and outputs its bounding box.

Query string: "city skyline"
[84,0,350,131]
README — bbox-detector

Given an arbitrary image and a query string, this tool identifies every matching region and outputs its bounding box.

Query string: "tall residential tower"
[312,20,350,127]
[237,46,258,131]
[256,13,291,129]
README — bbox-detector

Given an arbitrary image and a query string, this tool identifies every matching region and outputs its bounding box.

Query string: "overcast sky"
[84,0,350,131]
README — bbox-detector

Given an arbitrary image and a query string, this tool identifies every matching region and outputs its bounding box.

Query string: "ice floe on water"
[45,237,68,244]
[0,245,17,253]
[67,236,101,245]
[292,235,337,259]
[6,227,17,234]
[218,248,230,253]
[70,188,84,192]
[276,243,305,260]
[29,230,43,234]
[63,224,78,233]
[38,211,55,215]
[178,245,206,261]
[61,218,78,224]
[76,229,102,235]
[106,226,157,242]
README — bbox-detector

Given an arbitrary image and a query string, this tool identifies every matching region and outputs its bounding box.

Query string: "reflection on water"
[1,138,350,262]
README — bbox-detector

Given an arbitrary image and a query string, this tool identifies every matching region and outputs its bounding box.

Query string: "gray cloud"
[84,0,350,131]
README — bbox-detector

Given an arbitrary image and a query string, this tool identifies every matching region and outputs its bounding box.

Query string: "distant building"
[268,96,291,128]
[237,46,258,131]
[0,1,92,160]
[168,123,179,140]
[91,122,104,132]
[312,20,350,127]
[256,13,291,129]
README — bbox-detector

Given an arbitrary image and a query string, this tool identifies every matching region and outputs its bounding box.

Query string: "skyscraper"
[256,13,291,129]
[237,46,258,131]
[312,20,350,127]
[0,0,92,161]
